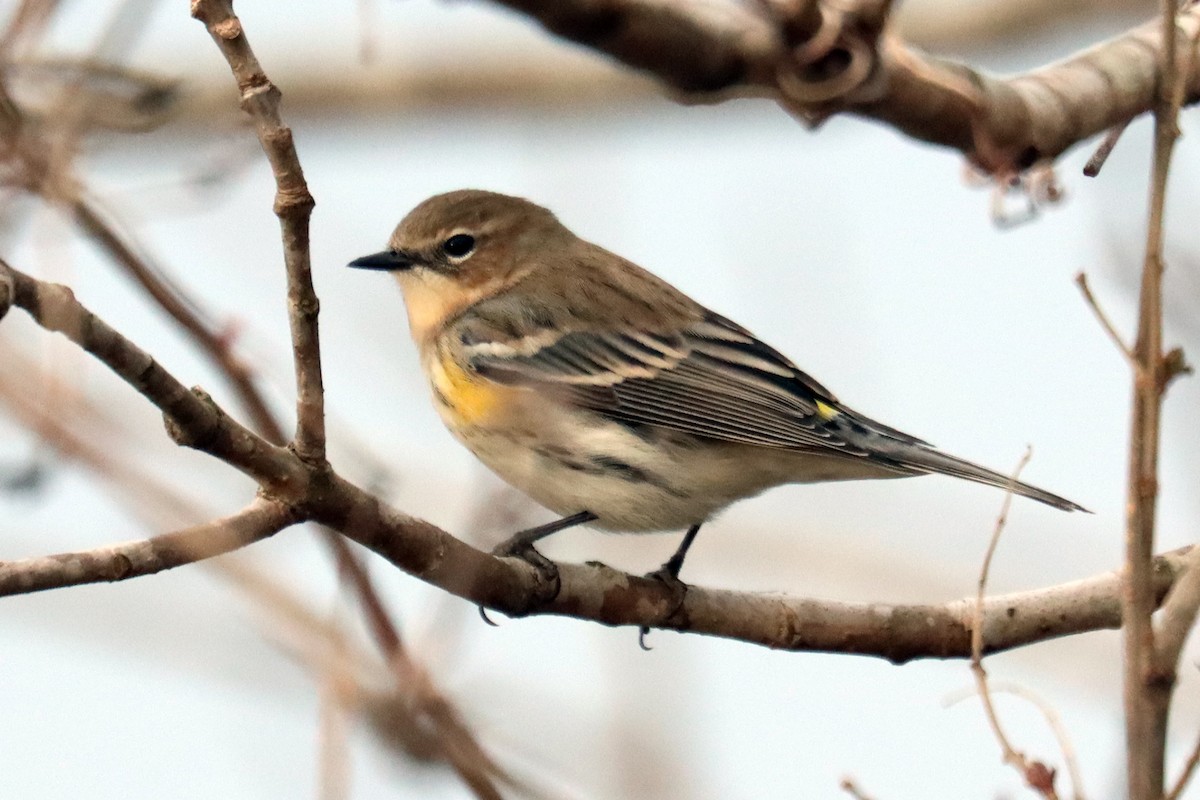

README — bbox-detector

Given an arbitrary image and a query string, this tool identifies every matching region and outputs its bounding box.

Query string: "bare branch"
[2,256,1196,658]
[486,0,1200,172]
[1121,0,1190,793]
[0,497,293,595]
[0,260,305,490]
[190,0,324,464]
[316,471,1198,661]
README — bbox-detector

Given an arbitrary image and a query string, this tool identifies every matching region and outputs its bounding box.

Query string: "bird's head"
[348,189,570,341]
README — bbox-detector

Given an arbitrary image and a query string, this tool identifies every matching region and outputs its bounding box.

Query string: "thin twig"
[839,776,877,800]
[1074,272,1136,366]
[988,682,1086,800]
[1083,121,1131,177]
[190,0,324,464]
[969,448,1060,799]
[316,645,354,800]
[1166,731,1200,800]
[185,7,506,796]
[0,497,293,594]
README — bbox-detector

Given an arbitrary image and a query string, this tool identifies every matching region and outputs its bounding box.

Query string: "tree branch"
[4,1,1195,668]
[0,259,306,492]
[2,262,1195,657]
[1121,0,1188,794]
[315,473,1197,662]
[0,497,294,595]
[486,0,1200,172]
[190,0,324,464]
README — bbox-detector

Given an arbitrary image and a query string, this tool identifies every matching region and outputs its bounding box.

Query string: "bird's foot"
[638,524,702,649]
[638,558,690,651]
[492,535,560,591]
[479,512,597,624]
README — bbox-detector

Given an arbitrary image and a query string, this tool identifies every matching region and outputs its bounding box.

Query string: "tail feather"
[892,446,1087,513]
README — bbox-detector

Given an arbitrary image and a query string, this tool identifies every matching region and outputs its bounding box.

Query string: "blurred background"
[0,0,1197,797]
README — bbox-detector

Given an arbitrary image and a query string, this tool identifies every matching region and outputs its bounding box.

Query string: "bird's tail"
[888,445,1087,512]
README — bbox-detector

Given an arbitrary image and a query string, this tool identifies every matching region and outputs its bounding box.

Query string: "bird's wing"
[458,308,928,454]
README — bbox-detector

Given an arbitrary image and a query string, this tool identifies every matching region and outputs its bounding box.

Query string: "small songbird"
[348,190,1084,580]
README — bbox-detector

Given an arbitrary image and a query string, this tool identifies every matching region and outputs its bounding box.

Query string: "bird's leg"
[480,511,598,625]
[656,523,701,582]
[639,524,702,650]
[491,510,598,584]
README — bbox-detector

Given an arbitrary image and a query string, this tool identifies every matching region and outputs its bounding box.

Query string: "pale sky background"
[1,1,1198,798]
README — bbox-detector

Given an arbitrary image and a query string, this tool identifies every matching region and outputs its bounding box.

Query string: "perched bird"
[348,190,1084,580]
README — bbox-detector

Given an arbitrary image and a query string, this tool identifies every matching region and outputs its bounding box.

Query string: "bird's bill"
[346,250,412,271]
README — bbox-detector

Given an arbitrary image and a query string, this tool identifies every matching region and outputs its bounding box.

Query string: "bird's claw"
[491,539,562,609]
[638,560,690,650]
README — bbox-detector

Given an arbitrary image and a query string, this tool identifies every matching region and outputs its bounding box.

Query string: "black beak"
[347,250,412,271]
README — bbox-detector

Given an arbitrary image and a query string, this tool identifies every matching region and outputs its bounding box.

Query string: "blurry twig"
[0,0,63,57]
[70,194,286,438]
[896,0,1157,52]
[839,776,877,800]
[1166,731,1200,800]
[4,58,179,134]
[946,681,1085,800]
[317,643,354,800]
[990,683,1084,800]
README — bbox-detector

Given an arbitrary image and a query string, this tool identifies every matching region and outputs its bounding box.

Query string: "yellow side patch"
[815,400,839,421]
[431,352,503,426]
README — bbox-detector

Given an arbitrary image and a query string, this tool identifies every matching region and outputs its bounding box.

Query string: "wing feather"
[462,307,892,454]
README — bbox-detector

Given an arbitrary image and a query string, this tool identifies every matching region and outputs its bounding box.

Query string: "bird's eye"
[442,234,476,259]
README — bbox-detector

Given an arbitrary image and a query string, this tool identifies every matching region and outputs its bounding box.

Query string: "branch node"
[1162,346,1192,389]
[1023,762,1057,796]
[766,0,888,111]
[213,17,242,40]
[109,553,133,581]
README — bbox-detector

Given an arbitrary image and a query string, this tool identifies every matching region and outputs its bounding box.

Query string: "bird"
[348,189,1084,583]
